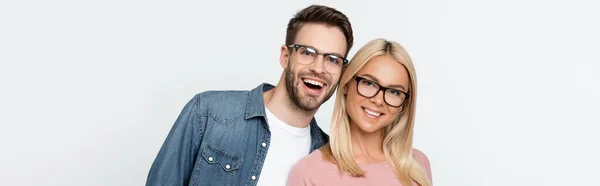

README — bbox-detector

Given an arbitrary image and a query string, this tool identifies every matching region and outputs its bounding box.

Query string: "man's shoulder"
[193,89,253,120]
[195,83,271,103]
[309,120,330,149]
[196,89,251,101]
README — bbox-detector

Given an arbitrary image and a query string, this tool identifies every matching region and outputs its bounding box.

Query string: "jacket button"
[225,164,231,169]
[251,176,256,180]
[261,142,267,147]
[208,157,213,162]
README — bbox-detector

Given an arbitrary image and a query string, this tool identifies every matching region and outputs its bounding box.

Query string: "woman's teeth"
[364,108,381,117]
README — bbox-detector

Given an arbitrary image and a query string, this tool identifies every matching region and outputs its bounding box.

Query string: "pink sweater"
[287,149,432,186]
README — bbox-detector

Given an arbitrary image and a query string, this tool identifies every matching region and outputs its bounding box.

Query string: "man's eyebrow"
[359,74,406,91]
[324,51,345,57]
[304,44,344,57]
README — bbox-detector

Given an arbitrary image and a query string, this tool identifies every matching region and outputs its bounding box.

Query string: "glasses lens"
[357,78,379,97]
[295,46,316,65]
[323,55,343,73]
[385,89,406,107]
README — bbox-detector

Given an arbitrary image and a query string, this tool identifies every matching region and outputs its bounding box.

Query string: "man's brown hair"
[286,5,354,57]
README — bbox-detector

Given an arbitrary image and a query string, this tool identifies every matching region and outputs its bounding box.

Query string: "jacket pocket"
[201,145,242,172]
[190,145,242,186]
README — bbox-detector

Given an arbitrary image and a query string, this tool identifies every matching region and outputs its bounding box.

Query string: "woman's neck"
[350,122,386,164]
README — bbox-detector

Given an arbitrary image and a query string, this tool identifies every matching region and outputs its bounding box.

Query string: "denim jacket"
[146,83,329,186]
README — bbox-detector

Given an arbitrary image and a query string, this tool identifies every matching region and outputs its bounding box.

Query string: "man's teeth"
[364,108,381,117]
[303,79,323,87]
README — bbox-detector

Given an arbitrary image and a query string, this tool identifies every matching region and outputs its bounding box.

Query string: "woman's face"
[345,55,410,133]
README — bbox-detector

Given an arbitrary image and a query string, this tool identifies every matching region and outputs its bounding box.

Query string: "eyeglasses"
[288,44,349,74]
[353,76,410,107]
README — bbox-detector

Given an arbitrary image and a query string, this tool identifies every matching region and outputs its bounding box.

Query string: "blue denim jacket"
[146,83,329,186]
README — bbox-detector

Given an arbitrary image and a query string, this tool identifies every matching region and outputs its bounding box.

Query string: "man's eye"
[325,56,341,64]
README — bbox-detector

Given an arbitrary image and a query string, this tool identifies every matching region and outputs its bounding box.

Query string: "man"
[146,5,354,186]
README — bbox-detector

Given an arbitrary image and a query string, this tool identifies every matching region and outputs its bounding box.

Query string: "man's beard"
[284,61,337,113]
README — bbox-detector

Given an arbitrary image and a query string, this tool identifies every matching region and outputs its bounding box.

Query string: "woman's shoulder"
[411,148,429,163]
[292,149,329,171]
[288,150,335,185]
[412,148,433,180]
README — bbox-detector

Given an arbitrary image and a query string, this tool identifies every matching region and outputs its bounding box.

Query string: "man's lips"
[301,77,327,88]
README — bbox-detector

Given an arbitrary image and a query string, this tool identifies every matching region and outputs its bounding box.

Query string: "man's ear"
[280,45,289,69]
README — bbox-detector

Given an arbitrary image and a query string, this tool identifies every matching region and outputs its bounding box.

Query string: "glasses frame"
[353,75,410,108]
[287,44,349,70]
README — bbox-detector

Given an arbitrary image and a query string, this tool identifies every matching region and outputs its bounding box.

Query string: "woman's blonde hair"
[321,38,431,186]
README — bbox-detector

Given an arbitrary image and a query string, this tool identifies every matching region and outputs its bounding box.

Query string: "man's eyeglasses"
[288,44,348,74]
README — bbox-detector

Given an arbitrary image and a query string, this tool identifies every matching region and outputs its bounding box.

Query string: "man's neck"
[263,86,316,128]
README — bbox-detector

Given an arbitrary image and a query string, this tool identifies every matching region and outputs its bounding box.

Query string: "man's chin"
[295,95,323,112]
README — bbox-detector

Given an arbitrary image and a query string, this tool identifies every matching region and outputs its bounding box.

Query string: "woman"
[287,39,433,186]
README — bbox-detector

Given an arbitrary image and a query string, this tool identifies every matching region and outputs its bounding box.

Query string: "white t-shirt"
[256,107,311,186]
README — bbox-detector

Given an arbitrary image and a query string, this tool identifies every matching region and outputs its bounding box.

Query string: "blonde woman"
[287,39,433,186]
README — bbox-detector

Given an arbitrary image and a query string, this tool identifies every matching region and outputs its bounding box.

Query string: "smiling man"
[145,5,354,186]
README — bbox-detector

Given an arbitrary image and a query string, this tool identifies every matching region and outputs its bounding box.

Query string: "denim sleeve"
[146,94,204,186]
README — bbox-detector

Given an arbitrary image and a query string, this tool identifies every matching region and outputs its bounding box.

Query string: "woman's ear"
[398,102,408,114]
[343,84,348,95]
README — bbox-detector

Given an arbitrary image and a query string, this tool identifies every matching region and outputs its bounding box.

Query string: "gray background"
[1,0,599,185]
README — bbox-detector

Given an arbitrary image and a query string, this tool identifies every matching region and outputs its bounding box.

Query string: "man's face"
[282,23,347,112]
